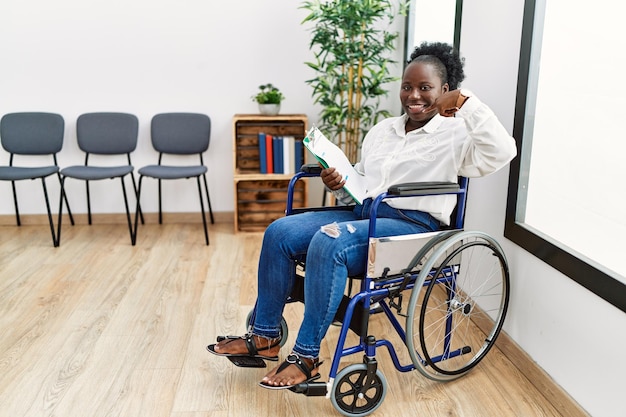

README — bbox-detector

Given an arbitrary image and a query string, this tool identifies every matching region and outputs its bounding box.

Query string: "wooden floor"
[0,221,589,417]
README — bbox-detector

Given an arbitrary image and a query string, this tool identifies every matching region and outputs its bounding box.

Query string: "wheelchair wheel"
[406,231,510,381]
[245,310,289,347]
[330,364,388,417]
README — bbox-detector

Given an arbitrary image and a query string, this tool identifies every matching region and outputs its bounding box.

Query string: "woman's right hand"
[320,166,345,191]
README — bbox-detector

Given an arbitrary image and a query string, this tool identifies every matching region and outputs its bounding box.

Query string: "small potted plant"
[252,83,285,116]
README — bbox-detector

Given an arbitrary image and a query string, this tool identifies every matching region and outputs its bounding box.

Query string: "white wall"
[0,0,403,216]
[460,1,626,416]
[3,1,625,416]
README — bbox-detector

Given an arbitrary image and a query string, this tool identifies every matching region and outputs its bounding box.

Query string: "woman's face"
[400,61,449,130]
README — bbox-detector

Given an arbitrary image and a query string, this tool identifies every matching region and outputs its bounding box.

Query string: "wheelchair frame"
[250,166,510,417]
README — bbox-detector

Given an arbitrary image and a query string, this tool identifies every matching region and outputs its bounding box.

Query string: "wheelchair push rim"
[406,230,510,381]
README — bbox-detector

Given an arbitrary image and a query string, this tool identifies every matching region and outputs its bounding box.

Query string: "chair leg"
[56,177,67,246]
[130,171,144,225]
[11,180,21,226]
[40,177,59,247]
[202,174,214,224]
[158,179,163,224]
[86,180,92,225]
[120,176,134,245]
[132,176,144,246]
[196,176,209,245]
[57,172,74,226]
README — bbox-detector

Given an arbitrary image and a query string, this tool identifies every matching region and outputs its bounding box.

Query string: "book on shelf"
[273,136,283,174]
[293,139,303,173]
[257,133,305,175]
[303,126,367,204]
[265,133,274,174]
[258,132,267,173]
[282,136,295,174]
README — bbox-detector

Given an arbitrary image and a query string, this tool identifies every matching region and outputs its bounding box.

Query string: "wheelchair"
[246,164,510,417]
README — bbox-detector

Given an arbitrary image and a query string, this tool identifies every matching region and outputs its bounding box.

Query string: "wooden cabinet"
[232,114,308,232]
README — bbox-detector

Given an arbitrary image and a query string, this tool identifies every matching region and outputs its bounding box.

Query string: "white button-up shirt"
[333,95,517,225]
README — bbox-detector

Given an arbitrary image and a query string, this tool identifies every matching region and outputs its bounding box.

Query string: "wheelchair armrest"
[286,163,328,215]
[387,181,460,196]
[368,180,466,237]
[300,163,322,175]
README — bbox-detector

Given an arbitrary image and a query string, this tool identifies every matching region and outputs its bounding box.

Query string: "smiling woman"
[400,43,465,131]
[505,0,626,312]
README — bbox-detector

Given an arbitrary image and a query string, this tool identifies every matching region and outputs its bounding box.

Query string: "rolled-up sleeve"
[456,96,517,178]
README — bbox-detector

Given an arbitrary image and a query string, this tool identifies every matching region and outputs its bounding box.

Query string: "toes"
[264,367,278,379]
[262,367,287,386]
[213,341,228,352]
[264,364,303,386]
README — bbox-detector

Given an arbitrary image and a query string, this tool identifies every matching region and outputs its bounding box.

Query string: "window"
[404,0,462,59]
[505,0,626,312]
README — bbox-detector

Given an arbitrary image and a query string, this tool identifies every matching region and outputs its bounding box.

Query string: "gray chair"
[57,112,141,245]
[133,113,214,245]
[0,112,74,246]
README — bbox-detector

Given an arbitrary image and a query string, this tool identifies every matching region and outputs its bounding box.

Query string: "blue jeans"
[252,199,440,359]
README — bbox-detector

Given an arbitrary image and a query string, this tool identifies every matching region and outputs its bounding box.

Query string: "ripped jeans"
[252,199,440,359]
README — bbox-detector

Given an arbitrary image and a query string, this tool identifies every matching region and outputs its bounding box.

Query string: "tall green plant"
[301,0,408,162]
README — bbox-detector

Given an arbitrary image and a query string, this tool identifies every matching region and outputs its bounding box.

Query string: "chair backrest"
[151,113,211,155]
[76,112,139,155]
[0,112,64,155]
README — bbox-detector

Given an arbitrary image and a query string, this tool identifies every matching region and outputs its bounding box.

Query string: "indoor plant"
[301,0,408,162]
[252,83,285,116]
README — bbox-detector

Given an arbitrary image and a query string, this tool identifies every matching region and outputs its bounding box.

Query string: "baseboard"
[0,211,234,226]
[474,316,589,416]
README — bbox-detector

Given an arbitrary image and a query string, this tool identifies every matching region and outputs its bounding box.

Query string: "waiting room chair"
[133,112,214,246]
[57,112,141,245]
[0,112,74,246]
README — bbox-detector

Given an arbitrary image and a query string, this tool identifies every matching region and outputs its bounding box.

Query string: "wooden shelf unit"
[232,114,308,232]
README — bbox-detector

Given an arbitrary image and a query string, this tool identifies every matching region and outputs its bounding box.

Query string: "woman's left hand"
[320,166,345,191]
[424,89,469,117]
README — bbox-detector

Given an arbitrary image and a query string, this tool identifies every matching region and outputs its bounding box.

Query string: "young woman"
[208,41,517,389]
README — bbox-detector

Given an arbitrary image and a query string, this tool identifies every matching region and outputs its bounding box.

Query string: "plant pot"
[259,103,280,116]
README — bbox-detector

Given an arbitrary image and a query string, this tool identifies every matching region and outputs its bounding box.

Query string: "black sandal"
[206,333,281,361]
[258,353,323,390]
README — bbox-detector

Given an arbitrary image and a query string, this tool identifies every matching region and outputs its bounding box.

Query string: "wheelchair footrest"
[289,381,328,396]
[227,356,267,368]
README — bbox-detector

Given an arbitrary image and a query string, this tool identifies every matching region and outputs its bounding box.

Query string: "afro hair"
[408,41,465,90]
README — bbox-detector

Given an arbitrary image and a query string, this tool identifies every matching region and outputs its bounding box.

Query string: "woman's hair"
[408,42,465,90]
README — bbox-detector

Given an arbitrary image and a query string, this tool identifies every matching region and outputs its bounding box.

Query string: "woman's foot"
[259,353,322,389]
[207,334,281,361]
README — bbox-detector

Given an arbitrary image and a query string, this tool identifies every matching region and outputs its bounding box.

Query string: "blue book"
[294,139,303,172]
[258,132,267,173]
[273,136,284,174]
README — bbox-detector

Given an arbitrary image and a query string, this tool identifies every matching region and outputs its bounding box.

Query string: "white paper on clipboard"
[303,127,368,204]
